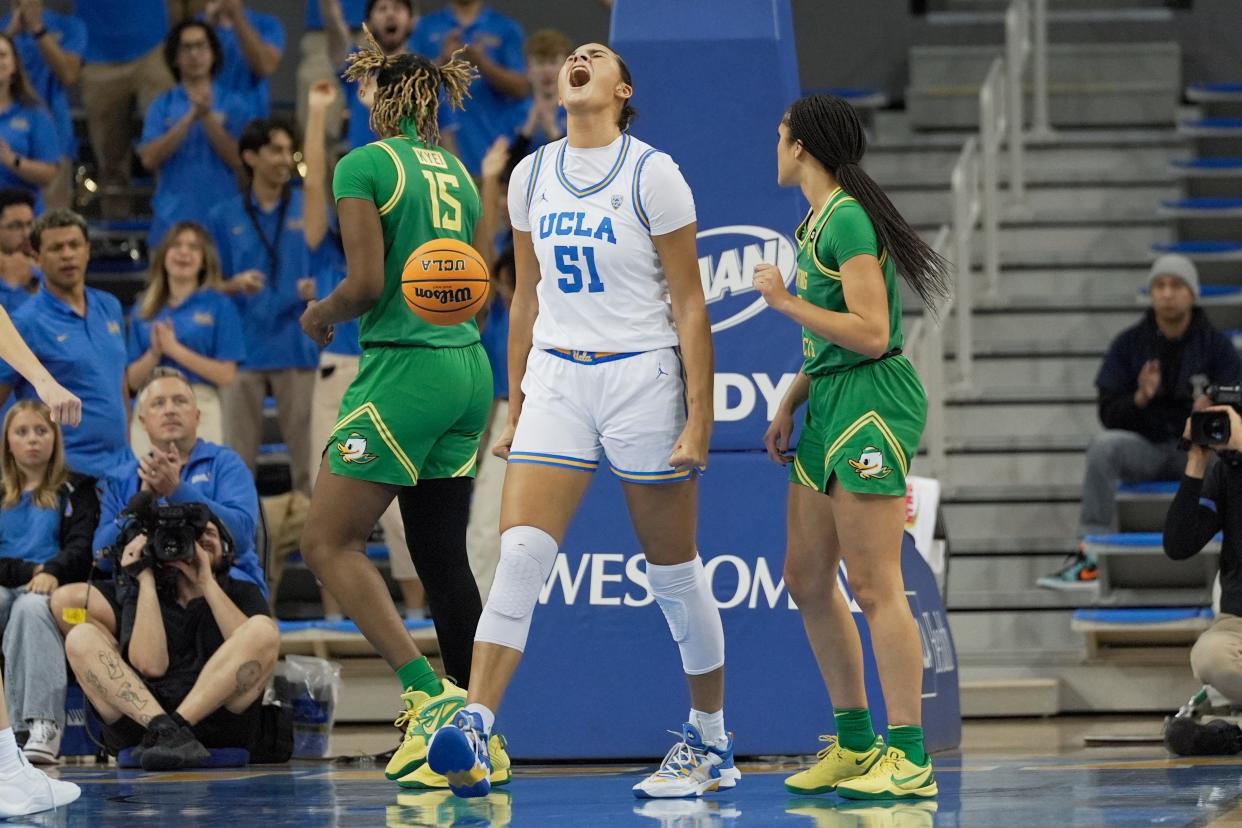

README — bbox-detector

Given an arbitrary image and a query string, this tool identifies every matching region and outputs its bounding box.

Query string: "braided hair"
[344,26,476,146]
[786,94,949,313]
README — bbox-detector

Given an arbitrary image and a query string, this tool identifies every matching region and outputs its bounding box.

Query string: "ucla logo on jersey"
[538,211,618,245]
[697,225,797,333]
[610,194,623,209]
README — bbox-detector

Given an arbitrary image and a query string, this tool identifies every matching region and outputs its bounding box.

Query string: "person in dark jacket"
[1040,255,1242,589]
[0,400,99,763]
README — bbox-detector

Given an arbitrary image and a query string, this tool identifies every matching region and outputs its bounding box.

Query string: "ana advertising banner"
[612,0,808,450]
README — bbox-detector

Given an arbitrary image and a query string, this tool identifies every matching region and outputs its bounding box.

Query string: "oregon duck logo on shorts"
[848,446,892,480]
[337,432,377,465]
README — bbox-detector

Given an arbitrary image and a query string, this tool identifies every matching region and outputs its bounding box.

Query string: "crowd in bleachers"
[0,0,571,767]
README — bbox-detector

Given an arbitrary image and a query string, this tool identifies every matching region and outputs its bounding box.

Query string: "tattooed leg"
[64,623,164,726]
[176,616,281,723]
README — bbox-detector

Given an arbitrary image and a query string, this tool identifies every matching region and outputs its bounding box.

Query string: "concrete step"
[959,663,1198,715]
[969,222,1173,267]
[945,399,1097,441]
[990,266,1150,301]
[942,448,1085,488]
[951,536,1080,556]
[942,499,1080,543]
[866,140,1180,188]
[970,353,1103,387]
[890,182,1180,226]
[960,308,1137,344]
[960,677,1060,718]
[950,608,1083,658]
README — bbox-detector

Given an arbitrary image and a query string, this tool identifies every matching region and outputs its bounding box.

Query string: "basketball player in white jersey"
[427,42,735,799]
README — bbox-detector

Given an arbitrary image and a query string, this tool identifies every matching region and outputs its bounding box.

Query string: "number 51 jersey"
[507,133,697,353]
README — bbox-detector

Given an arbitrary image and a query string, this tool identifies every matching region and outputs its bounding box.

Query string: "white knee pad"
[648,556,725,676]
[474,526,559,653]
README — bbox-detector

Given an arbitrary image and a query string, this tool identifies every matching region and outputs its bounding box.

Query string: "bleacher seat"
[1151,240,1242,260]
[1116,480,1179,532]
[1170,157,1242,177]
[1157,197,1242,218]
[1178,117,1242,137]
[1084,531,1219,602]
[1071,607,1213,661]
[1186,83,1242,104]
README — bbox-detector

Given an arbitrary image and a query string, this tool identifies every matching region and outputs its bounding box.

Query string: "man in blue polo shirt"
[138,20,249,248]
[2,2,86,208]
[410,0,529,175]
[76,0,173,219]
[93,368,265,594]
[209,117,325,500]
[202,0,285,122]
[0,209,128,479]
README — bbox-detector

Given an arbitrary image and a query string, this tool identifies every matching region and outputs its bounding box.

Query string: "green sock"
[833,708,876,752]
[887,725,927,765]
[397,657,442,696]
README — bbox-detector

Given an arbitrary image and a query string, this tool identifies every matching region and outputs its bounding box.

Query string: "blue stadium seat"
[1151,241,1242,260]
[1186,83,1242,103]
[1116,481,1179,496]
[1158,197,1242,217]
[1170,157,1242,177]
[277,616,432,635]
[1072,607,1214,625]
[1178,117,1242,137]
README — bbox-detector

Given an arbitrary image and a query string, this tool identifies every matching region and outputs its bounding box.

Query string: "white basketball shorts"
[508,347,692,484]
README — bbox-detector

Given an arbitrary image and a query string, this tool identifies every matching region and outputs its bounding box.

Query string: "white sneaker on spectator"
[0,752,80,817]
[22,719,62,765]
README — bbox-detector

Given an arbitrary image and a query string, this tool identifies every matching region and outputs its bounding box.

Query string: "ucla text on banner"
[611,0,806,450]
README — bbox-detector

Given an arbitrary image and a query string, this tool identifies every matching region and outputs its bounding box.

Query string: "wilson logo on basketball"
[413,286,475,305]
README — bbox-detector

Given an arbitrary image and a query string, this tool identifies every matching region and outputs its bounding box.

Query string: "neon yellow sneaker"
[397,734,512,790]
[784,735,884,794]
[384,678,468,781]
[835,746,937,800]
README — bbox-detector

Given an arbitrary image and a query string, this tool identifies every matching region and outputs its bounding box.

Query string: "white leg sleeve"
[648,556,725,676]
[473,526,559,653]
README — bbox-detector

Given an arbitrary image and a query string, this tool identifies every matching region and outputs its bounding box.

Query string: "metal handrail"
[1005,0,1031,206]
[908,225,953,480]
[950,136,980,390]
[979,59,1005,299]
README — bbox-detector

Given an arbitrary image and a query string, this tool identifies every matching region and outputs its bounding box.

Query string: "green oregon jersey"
[333,135,482,348]
[795,187,903,375]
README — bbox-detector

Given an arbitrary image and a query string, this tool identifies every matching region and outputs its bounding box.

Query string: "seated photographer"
[1162,405,1242,754]
[97,367,264,591]
[1040,255,1242,589]
[0,401,98,765]
[63,514,279,771]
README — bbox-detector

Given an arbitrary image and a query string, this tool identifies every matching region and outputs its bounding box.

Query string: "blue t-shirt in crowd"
[3,10,87,160]
[0,287,130,479]
[77,0,167,64]
[410,7,526,175]
[510,98,567,150]
[0,269,40,315]
[205,9,285,121]
[304,0,367,30]
[93,439,266,595]
[479,298,509,399]
[127,290,248,387]
[208,188,321,371]
[0,102,62,208]
[312,231,360,358]
[0,490,61,565]
[140,83,250,249]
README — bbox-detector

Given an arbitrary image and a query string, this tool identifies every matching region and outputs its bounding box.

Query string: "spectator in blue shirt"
[209,117,326,499]
[0,188,37,314]
[2,1,85,210]
[509,28,569,155]
[0,399,98,765]
[202,0,285,122]
[138,20,247,249]
[127,221,245,454]
[0,33,59,208]
[88,368,265,595]
[0,210,129,480]
[76,0,173,219]
[297,0,366,145]
[410,0,529,175]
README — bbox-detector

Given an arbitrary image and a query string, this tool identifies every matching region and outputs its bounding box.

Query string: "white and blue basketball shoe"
[427,709,492,798]
[632,724,741,799]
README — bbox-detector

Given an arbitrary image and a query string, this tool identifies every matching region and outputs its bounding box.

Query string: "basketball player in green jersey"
[753,94,950,800]
[298,29,507,790]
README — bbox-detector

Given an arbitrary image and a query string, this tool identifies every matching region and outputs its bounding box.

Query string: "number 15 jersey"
[508,133,697,353]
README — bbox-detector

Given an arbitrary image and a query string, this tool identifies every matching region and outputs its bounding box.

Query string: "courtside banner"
[611,0,806,450]
[501,452,962,760]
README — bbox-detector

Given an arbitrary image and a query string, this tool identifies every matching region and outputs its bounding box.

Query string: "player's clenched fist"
[753,263,791,311]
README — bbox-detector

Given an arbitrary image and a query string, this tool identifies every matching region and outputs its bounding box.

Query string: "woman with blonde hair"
[0,400,98,767]
[126,220,246,450]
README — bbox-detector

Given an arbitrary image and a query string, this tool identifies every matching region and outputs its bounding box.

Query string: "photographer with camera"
[63,507,279,771]
[1040,254,1242,589]
[1158,401,1242,754]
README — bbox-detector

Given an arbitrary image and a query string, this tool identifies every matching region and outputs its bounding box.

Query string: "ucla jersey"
[507,133,697,353]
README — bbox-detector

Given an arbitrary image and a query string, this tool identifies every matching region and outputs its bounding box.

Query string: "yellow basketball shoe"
[835,746,937,800]
[384,678,468,781]
[398,734,512,789]
[784,735,884,795]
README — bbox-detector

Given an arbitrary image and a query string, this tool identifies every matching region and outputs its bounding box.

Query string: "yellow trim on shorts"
[333,401,420,484]
[792,456,818,489]
[823,409,909,477]
[372,141,407,217]
[451,453,478,478]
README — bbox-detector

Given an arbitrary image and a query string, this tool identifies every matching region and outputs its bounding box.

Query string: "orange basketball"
[401,238,491,326]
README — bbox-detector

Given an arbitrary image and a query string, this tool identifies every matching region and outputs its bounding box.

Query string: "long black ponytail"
[787,94,950,313]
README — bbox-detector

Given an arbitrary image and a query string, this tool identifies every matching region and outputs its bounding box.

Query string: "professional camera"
[116,492,215,566]
[1190,385,1242,446]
